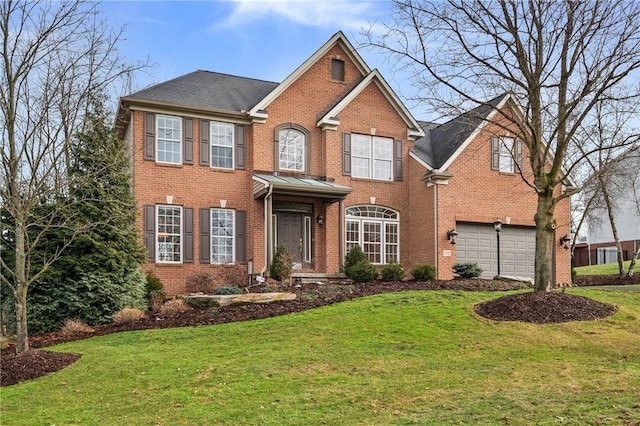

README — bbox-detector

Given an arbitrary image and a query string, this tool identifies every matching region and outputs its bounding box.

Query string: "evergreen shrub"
[412,264,436,281]
[381,262,405,281]
[349,259,378,283]
[270,246,293,282]
[452,262,483,278]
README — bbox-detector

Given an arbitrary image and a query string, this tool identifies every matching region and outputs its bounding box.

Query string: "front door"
[278,212,303,266]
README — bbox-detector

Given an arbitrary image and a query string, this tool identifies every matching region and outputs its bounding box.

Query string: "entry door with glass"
[277,212,303,267]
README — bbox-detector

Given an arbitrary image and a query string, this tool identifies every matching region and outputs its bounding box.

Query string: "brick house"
[118,32,571,295]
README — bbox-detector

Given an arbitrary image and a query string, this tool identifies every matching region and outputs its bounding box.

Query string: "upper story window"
[211,121,234,169]
[351,134,393,181]
[346,205,400,265]
[331,58,345,81]
[276,123,309,173]
[156,115,182,164]
[156,205,182,263]
[491,136,523,173]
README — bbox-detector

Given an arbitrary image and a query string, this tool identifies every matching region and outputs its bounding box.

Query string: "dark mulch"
[2,275,630,387]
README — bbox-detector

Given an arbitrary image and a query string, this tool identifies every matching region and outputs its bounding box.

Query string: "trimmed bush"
[186,271,216,294]
[349,259,378,283]
[343,245,367,277]
[214,285,243,295]
[412,264,436,281]
[452,262,483,278]
[270,246,293,282]
[112,308,146,324]
[381,262,405,281]
[159,299,192,317]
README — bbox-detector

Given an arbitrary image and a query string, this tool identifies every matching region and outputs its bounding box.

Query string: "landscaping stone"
[185,292,296,308]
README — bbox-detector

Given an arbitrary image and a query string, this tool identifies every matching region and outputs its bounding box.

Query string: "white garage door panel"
[455,222,536,279]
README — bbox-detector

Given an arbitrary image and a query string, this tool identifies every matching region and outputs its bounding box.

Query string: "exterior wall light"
[447,229,458,245]
[316,215,324,225]
[560,234,571,250]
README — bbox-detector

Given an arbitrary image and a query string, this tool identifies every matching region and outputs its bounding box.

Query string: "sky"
[98,0,427,117]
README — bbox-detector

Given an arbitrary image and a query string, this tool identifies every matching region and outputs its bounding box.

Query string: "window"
[211,121,234,169]
[156,115,181,164]
[276,124,309,172]
[499,137,515,173]
[331,58,345,81]
[597,247,618,264]
[351,134,393,181]
[492,136,523,173]
[156,205,182,263]
[211,209,234,264]
[346,205,399,264]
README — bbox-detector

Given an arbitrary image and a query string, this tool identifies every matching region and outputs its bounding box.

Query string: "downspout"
[434,183,439,278]
[261,184,274,275]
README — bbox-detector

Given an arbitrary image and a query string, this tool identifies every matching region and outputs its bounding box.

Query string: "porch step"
[292,272,344,284]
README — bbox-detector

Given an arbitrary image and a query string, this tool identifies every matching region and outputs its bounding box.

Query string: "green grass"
[574,261,632,276]
[2,289,639,425]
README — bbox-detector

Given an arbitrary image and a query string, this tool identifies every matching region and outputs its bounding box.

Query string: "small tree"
[343,245,367,277]
[270,246,293,282]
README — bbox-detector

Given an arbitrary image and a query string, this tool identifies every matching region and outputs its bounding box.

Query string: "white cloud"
[220,0,379,30]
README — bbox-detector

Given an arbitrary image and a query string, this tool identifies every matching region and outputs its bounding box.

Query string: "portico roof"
[253,173,353,201]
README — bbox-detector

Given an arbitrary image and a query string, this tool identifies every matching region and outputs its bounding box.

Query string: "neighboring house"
[117,32,571,295]
[573,156,640,266]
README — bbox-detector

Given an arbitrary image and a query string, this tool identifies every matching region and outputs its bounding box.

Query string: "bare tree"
[0,0,146,352]
[364,0,640,291]
[626,154,640,276]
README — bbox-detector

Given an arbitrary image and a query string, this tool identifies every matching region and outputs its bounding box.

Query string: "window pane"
[499,137,514,173]
[211,209,234,264]
[211,122,234,169]
[279,129,304,171]
[157,115,181,164]
[157,206,181,263]
[363,221,381,264]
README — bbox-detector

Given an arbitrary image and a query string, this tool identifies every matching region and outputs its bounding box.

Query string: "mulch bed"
[2,275,635,387]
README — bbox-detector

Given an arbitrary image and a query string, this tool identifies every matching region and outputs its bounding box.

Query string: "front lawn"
[1,289,639,425]
[574,261,632,276]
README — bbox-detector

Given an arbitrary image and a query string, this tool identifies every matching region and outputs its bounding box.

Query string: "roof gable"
[249,31,370,120]
[316,69,425,139]
[412,93,511,169]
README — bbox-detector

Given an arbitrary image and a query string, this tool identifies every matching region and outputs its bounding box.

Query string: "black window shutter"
[144,205,156,262]
[183,118,194,165]
[200,120,210,166]
[235,124,245,170]
[491,136,500,170]
[183,207,194,263]
[342,133,351,176]
[235,210,246,262]
[394,139,403,181]
[144,113,156,161]
[199,208,210,263]
[515,140,524,172]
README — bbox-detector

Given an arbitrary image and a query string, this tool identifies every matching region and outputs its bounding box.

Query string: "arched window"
[276,123,309,172]
[345,205,399,264]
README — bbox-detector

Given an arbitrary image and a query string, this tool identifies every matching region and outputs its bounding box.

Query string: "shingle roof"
[124,70,279,113]
[412,93,508,169]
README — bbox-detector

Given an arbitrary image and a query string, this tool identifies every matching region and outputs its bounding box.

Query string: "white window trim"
[211,208,235,264]
[345,205,400,265]
[210,121,235,170]
[156,205,182,264]
[351,134,393,181]
[156,114,182,165]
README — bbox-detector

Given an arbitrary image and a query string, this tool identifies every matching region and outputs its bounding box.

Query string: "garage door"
[455,222,536,279]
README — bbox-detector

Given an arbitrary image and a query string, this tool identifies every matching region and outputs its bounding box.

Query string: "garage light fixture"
[560,234,571,250]
[447,229,458,245]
